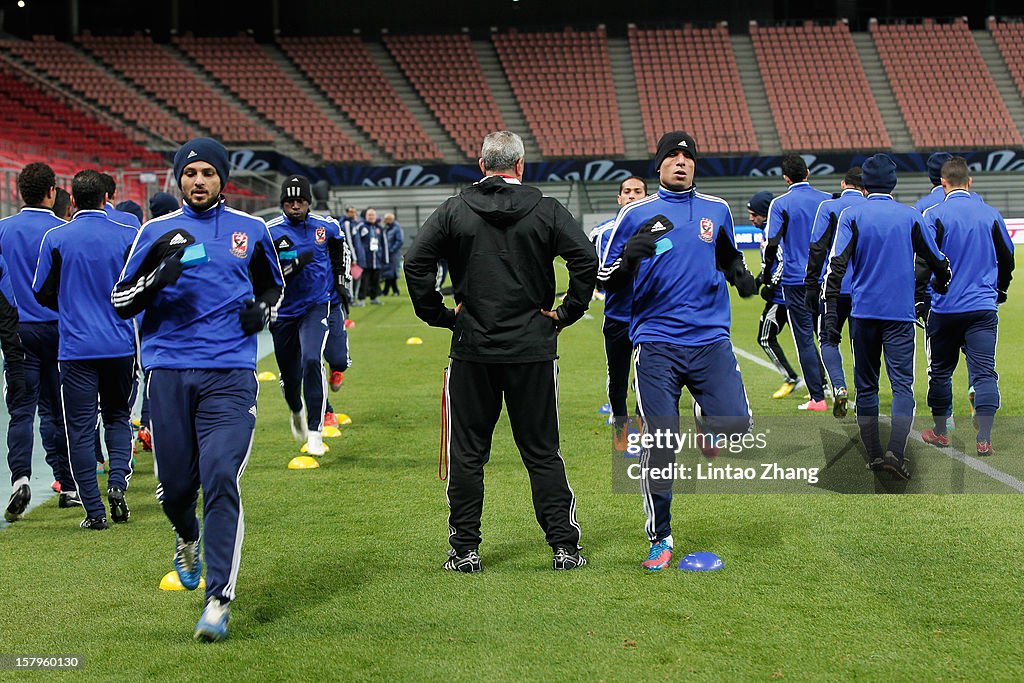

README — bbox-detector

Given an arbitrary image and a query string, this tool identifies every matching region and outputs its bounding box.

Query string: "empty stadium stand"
[0,35,197,144]
[629,25,758,155]
[492,27,624,158]
[383,33,505,160]
[0,65,165,169]
[76,33,273,146]
[872,18,1023,149]
[278,36,441,162]
[174,33,370,162]
[751,21,891,152]
[990,18,1024,103]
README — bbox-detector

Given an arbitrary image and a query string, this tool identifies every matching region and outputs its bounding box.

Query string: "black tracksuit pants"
[444,358,580,553]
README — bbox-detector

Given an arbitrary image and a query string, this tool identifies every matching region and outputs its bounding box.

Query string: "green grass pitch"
[1,254,1022,681]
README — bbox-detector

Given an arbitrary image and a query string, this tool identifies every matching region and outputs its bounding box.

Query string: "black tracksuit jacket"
[405,176,597,363]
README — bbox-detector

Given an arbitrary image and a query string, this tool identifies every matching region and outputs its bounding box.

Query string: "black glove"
[753,271,765,288]
[154,250,185,289]
[239,299,270,335]
[5,360,25,406]
[915,300,930,329]
[281,251,314,279]
[997,289,1008,305]
[621,231,658,273]
[729,262,758,298]
[804,288,820,315]
[759,285,776,303]
[931,264,951,295]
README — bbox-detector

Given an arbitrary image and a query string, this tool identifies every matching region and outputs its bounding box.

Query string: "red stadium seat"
[872,18,1022,149]
[750,20,891,152]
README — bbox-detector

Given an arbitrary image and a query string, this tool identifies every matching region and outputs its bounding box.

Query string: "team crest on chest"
[230,231,249,258]
[315,227,326,244]
[699,217,714,243]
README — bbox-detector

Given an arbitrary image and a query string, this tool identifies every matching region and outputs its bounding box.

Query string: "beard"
[184,192,220,212]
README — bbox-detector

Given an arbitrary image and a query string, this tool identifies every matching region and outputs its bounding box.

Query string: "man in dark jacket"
[405,130,597,573]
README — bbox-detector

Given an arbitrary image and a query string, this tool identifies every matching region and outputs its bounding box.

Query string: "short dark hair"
[99,172,116,200]
[618,176,648,195]
[941,156,970,188]
[781,155,808,183]
[844,166,864,189]
[52,187,71,219]
[72,170,107,211]
[17,162,56,206]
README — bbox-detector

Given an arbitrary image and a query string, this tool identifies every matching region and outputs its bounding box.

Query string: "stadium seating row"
[2,19,1024,165]
[76,33,273,145]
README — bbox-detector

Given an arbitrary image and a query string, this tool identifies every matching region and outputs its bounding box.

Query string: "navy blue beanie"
[861,154,898,194]
[747,191,774,217]
[115,200,143,224]
[173,137,230,188]
[927,152,953,186]
[149,191,180,218]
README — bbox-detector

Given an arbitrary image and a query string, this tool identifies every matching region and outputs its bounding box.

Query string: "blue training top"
[591,216,630,323]
[766,181,832,286]
[808,189,866,296]
[114,200,283,371]
[267,211,342,320]
[924,190,1014,314]
[824,194,946,322]
[0,207,65,323]
[33,209,138,361]
[600,187,739,346]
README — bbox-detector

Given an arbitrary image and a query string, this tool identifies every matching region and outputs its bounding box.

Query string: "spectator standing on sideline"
[356,208,388,305]
[405,130,596,573]
[112,137,283,641]
[380,212,404,296]
[762,155,831,411]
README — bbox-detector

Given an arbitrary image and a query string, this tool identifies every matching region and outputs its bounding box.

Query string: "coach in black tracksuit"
[405,131,597,573]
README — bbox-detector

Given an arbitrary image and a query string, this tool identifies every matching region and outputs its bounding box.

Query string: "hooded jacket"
[405,175,597,363]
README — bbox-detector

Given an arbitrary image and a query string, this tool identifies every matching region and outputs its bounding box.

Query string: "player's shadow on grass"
[242,549,370,626]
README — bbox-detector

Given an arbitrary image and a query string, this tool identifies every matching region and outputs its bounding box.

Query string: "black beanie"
[927,152,953,186]
[173,137,230,188]
[655,131,698,170]
[280,175,312,205]
[861,153,898,194]
[747,191,774,217]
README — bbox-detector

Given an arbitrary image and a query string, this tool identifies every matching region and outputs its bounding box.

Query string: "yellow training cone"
[323,426,341,438]
[336,413,353,425]
[288,455,321,469]
[257,371,277,381]
[299,443,330,455]
[406,337,423,345]
[160,571,206,591]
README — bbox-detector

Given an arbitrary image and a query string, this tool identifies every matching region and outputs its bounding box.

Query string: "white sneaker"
[290,409,308,443]
[305,431,326,456]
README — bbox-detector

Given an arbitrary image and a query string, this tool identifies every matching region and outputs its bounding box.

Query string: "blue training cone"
[677,551,724,572]
[598,403,612,414]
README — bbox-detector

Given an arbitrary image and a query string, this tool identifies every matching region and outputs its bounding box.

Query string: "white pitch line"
[731,344,1024,493]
